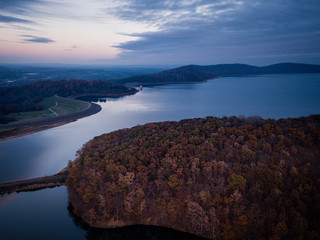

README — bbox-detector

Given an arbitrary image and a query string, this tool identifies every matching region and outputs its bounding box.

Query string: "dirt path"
[49,101,59,117]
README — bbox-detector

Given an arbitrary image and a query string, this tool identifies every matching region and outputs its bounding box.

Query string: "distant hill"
[119,63,320,86]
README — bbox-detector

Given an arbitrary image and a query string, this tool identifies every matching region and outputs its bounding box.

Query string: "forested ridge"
[118,63,320,85]
[0,79,137,115]
[67,115,320,240]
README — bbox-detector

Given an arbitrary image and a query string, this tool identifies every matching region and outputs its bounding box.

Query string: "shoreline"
[0,171,68,195]
[0,89,137,142]
[124,79,209,88]
[0,102,102,141]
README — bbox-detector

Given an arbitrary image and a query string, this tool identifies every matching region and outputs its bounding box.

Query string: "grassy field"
[7,96,89,124]
[50,96,88,116]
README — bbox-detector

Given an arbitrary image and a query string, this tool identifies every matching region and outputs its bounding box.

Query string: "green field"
[50,96,88,116]
[7,96,88,124]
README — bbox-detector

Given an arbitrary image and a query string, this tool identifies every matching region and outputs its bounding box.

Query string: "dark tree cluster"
[67,115,320,240]
[0,79,136,115]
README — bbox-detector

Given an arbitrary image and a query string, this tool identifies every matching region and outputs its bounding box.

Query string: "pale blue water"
[0,74,319,239]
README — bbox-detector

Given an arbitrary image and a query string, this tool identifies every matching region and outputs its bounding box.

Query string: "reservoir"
[0,74,319,239]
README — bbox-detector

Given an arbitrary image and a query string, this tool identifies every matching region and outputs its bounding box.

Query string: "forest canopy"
[67,115,320,240]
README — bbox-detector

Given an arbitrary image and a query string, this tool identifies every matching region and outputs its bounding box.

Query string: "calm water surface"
[0,74,319,239]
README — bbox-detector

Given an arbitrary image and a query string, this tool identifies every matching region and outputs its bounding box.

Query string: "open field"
[0,102,101,141]
[7,96,88,124]
[50,96,88,116]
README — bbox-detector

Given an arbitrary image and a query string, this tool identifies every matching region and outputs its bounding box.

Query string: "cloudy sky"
[0,0,319,65]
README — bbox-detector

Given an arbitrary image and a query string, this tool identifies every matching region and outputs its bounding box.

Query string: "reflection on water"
[67,203,207,240]
[0,186,86,240]
[0,192,18,207]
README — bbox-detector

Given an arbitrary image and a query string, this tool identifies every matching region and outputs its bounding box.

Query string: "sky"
[0,0,319,66]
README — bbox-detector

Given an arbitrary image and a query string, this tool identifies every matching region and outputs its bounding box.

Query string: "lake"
[0,74,319,239]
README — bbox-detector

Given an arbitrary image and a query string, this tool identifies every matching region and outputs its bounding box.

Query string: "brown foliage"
[67,115,320,239]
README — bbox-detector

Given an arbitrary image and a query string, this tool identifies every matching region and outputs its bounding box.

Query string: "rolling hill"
[119,63,320,86]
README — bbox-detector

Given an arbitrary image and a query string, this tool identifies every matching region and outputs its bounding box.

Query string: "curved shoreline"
[0,102,101,141]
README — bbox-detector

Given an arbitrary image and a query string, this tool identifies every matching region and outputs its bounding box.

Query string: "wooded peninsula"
[66,114,320,240]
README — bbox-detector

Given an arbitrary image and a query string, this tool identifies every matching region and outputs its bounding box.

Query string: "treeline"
[119,65,217,85]
[0,79,137,115]
[118,63,320,86]
[67,115,320,240]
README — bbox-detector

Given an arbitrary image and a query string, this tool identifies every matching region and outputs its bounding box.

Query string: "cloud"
[21,35,55,43]
[0,0,72,23]
[0,0,41,14]
[107,0,242,27]
[64,45,79,51]
[0,14,33,23]
[110,0,320,64]
[1,0,319,65]
[7,24,35,31]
